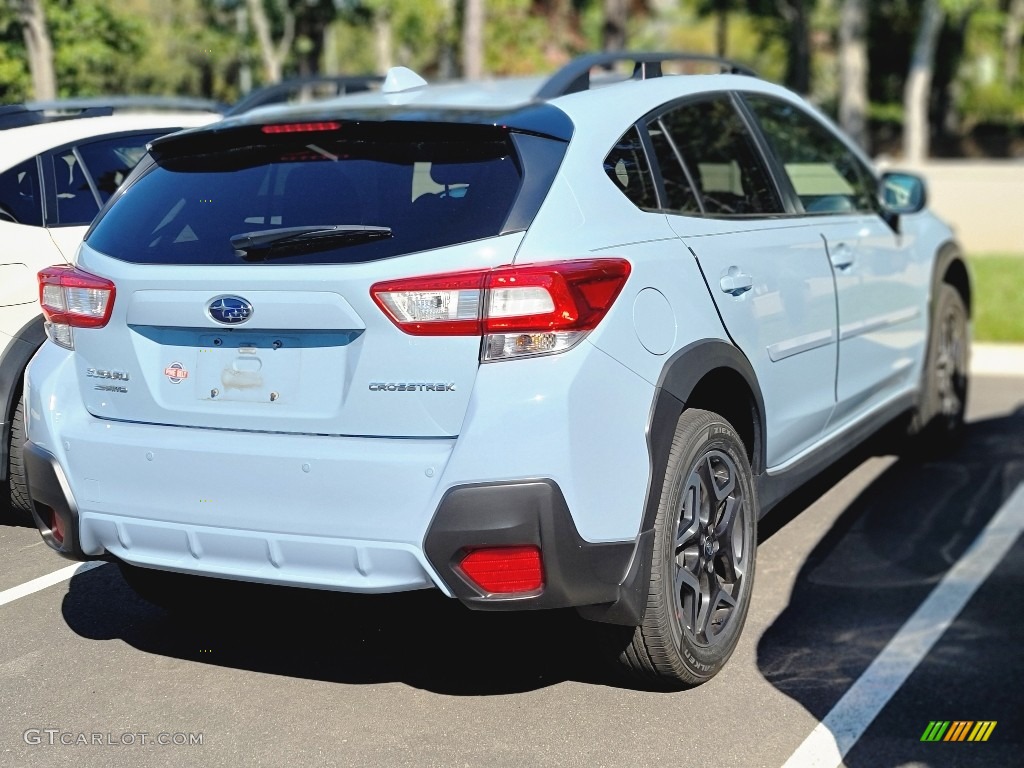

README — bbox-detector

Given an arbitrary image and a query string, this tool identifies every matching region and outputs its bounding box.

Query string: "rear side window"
[0,159,43,226]
[603,127,659,210]
[652,96,783,216]
[87,127,531,266]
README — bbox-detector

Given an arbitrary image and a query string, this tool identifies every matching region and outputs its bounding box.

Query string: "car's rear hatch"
[68,113,569,438]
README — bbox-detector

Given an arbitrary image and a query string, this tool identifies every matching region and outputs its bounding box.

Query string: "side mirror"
[879,171,926,215]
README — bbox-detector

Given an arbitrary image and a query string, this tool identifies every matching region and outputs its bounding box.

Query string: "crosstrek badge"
[164,363,189,383]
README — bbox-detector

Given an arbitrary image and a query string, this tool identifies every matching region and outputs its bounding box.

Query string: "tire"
[618,408,757,688]
[5,392,32,523]
[910,283,969,452]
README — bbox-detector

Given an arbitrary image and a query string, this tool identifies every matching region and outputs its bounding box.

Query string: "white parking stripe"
[781,482,1024,768]
[0,561,107,608]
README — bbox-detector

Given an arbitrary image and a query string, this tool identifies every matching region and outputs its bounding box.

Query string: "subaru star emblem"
[208,296,253,325]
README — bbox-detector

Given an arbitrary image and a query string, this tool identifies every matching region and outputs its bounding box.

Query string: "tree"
[1006,0,1024,87]
[838,0,868,150]
[247,0,294,83]
[602,0,627,51]
[11,0,55,99]
[462,0,485,77]
[774,0,809,93]
[903,0,945,161]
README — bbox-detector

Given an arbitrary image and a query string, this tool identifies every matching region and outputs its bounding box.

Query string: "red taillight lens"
[459,546,544,594]
[38,265,116,350]
[38,265,116,328]
[370,259,631,359]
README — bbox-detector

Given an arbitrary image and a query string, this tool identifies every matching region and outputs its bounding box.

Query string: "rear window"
[87,128,527,265]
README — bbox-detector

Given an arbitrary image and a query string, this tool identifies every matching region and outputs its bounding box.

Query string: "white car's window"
[743,95,877,214]
[648,96,783,216]
[0,159,43,226]
[51,148,101,225]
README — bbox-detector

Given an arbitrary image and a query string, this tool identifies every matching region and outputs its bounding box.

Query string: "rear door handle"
[830,242,855,270]
[720,269,753,296]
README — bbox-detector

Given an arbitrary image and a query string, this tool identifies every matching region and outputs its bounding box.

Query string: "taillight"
[38,265,116,350]
[459,546,544,594]
[370,259,631,361]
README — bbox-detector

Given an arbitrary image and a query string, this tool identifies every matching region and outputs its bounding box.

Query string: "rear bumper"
[27,450,648,622]
[25,341,653,622]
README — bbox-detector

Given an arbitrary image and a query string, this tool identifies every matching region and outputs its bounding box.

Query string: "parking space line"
[781,482,1024,768]
[0,562,107,608]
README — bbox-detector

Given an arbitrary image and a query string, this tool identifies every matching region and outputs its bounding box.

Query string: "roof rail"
[535,51,757,100]
[0,96,227,130]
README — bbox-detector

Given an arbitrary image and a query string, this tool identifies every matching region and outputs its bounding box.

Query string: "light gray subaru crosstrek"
[23,53,969,688]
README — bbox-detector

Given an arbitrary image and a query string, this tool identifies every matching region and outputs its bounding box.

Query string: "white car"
[1,103,219,520]
[23,55,970,688]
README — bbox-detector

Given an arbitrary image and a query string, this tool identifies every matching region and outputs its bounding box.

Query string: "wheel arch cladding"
[652,339,764,476]
[0,315,46,480]
[938,244,971,316]
[609,339,764,624]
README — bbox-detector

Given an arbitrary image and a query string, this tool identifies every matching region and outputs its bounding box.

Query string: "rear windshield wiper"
[231,225,392,259]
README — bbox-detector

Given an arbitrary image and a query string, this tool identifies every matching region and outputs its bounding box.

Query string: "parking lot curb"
[971,342,1024,377]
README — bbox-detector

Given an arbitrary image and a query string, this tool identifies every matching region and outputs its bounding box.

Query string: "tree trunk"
[602,0,628,52]
[903,0,945,163]
[462,0,485,79]
[715,0,728,57]
[838,0,868,151]
[373,8,393,73]
[246,0,295,84]
[1006,0,1024,88]
[776,0,809,94]
[15,0,56,100]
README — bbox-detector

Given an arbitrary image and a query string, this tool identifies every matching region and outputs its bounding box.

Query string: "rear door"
[73,121,557,438]
[652,95,838,468]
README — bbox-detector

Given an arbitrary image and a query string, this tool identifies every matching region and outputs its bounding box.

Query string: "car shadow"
[756,401,1024,763]
[60,557,639,696]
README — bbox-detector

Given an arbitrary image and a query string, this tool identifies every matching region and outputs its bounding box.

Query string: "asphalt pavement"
[1,358,1022,768]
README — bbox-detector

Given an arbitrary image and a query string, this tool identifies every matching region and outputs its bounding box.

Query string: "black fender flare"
[580,338,766,625]
[0,314,45,480]
[644,337,766,530]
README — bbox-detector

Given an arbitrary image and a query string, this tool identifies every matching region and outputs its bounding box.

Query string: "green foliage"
[969,254,1024,342]
[47,0,146,97]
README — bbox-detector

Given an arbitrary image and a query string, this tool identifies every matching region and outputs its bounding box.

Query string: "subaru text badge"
[208,296,253,325]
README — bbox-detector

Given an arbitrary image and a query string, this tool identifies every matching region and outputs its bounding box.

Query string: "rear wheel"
[4,392,32,523]
[619,408,757,688]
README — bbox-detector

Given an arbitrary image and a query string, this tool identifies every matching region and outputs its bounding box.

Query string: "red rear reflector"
[50,510,65,545]
[261,122,341,134]
[459,546,543,594]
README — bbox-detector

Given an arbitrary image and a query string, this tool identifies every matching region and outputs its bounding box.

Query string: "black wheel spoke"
[675,479,701,550]
[675,560,701,632]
